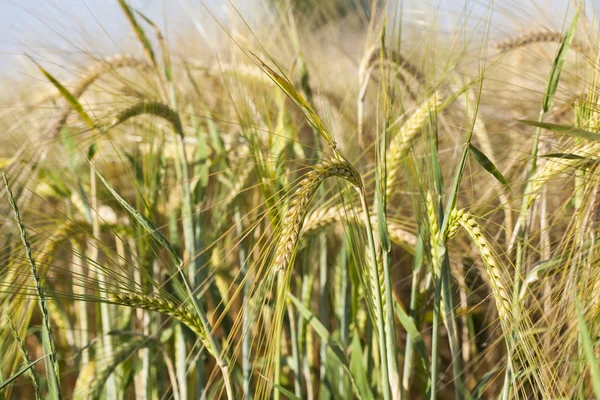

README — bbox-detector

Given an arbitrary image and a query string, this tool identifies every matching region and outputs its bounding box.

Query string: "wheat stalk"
[274,159,362,273]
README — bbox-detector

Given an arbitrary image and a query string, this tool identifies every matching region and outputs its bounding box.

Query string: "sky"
[0,0,232,76]
[0,0,596,77]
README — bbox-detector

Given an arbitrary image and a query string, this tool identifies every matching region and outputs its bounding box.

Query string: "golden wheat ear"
[274,159,361,273]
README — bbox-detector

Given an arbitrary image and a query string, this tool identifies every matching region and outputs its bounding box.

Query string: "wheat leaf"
[469,143,510,190]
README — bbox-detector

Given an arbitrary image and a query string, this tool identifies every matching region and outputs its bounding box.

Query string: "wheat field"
[1,0,599,399]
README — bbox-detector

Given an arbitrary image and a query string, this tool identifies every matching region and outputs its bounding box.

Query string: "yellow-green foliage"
[1,1,600,399]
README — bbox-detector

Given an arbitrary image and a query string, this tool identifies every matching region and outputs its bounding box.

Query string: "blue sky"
[0,0,231,76]
[0,0,595,77]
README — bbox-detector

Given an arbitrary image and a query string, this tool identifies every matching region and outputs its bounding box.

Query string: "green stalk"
[235,209,252,399]
[429,274,443,400]
[126,236,151,399]
[172,153,191,399]
[4,173,62,400]
[339,239,350,398]
[319,232,330,399]
[89,167,118,400]
[359,191,391,400]
[174,324,188,399]
[430,81,480,398]
[299,259,316,399]
[401,234,423,398]
[71,238,89,365]
[94,167,233,399]
[274,273,285,400]
[287,303,302,397]
[382,248,400,399]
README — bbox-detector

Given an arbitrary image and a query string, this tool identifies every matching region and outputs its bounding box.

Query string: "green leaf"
[574,292,600,399]
[287,293,365,400]
[251,52,337,151]
[394,300,430,374]
[36,64,95,130]
[376,190,391,252]
[520,120,600,140]
[117,0,157,68]
[542,5,580,112]
[92,164,180,264]
[540,153,586,160]
[0,355,49,391]
[87,143,98,160]
[469,143,510,190]
[258,375,302,400]
[469,364,500,398]
[350,332,375,400]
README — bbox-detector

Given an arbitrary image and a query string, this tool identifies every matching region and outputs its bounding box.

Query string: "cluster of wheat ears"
[2,0,600,399]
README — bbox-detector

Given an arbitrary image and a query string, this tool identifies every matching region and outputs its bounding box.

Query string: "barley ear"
[273,160,361,273]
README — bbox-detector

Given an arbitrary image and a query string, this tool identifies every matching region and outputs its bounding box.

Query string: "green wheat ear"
[109,293,211,351]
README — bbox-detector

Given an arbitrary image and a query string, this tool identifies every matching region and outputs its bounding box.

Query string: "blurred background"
[0,0,594,79]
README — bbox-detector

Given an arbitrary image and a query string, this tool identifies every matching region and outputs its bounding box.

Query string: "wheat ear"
[3,55,151,205]
[359,45,424,85]
[273,160,361,273]
[5,313,42,400]
[493,30,588,54]
[301,205,417,251]
[524,141,600,210]
[358,44,425,143]
[454,210,513,325]
[387,93,442,197]
[111,101,183,134]
[109,293,211,352]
